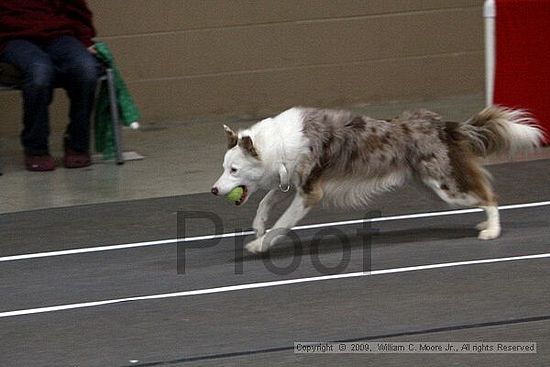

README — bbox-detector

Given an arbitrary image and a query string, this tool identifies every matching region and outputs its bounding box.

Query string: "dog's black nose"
[211,187,219,196]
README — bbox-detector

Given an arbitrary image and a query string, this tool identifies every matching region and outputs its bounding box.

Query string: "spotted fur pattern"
[212,105,543,253]
[298,106,542,209]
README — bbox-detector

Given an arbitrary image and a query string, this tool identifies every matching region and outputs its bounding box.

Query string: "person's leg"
[0,40,55,158]
[46,36,101,155]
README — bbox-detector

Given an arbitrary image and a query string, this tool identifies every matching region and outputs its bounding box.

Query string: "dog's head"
[211,125,263,206]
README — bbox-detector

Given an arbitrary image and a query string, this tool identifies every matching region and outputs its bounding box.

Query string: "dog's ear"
[224,124,238,149]
[239,136,260,159]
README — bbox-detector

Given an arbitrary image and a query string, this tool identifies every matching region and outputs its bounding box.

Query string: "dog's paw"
[478,227,501,240]
[245,237,267,254]
[476,221,488,231]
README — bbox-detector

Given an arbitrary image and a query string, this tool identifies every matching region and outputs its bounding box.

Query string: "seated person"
[0,0,100,171]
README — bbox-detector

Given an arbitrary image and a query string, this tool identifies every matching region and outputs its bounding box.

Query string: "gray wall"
[0,0,484,135]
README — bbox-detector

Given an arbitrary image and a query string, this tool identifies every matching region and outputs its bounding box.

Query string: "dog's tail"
[457,106,544,157]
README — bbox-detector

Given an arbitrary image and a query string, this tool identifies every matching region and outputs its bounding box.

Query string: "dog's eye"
[230,167,238,174]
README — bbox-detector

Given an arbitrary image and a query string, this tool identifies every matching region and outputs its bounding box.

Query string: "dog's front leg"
[246,191,312,254]
[252,189,287,238]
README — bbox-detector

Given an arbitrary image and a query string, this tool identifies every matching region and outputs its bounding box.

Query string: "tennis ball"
[225,186,244,202]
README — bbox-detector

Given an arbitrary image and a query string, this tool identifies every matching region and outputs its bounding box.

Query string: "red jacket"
[0,0,96,53]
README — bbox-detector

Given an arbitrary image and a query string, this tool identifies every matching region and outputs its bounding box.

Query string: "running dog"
[211,106,543,253]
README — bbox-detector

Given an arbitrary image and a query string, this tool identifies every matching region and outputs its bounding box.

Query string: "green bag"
[93,42,141,159]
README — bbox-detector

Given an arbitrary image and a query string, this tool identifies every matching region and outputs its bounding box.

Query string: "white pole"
[484,0,496,107]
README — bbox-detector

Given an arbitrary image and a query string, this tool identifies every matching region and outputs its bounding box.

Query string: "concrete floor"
[1,93,549,214]
[1,158,550,367]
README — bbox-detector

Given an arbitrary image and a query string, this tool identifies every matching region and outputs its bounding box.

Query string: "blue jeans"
[0,36,101,155]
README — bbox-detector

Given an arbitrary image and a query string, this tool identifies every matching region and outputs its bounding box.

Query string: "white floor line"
[1,252,549,319]
[1,200,550,263]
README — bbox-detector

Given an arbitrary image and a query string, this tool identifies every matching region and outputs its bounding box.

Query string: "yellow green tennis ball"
[225,186,244,202]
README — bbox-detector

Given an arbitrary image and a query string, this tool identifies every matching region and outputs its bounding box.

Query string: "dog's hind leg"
[477,205,500,240]
[253,189,287,237]
[420,150,500,240]
[245,187,323,253]
[423,177,500,239]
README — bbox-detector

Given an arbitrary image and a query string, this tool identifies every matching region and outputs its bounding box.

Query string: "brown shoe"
[63,147,91,168]
[25,153,56,172]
